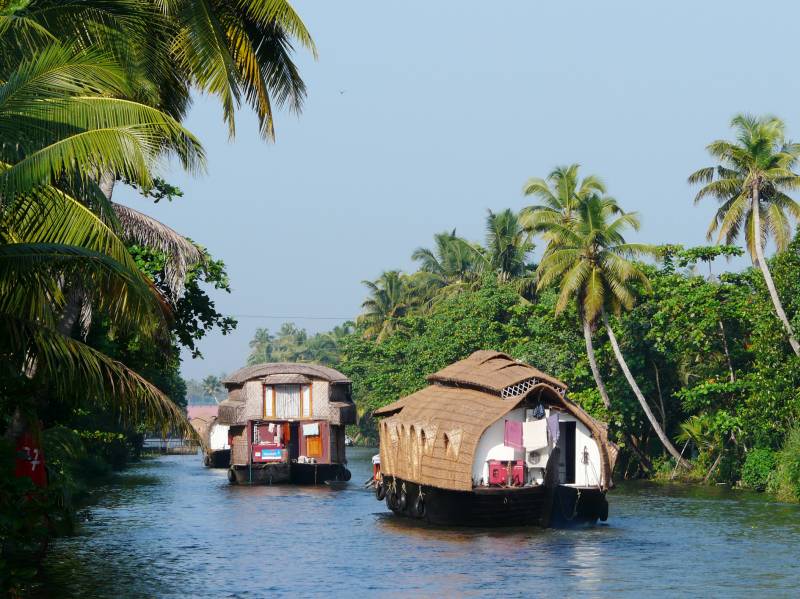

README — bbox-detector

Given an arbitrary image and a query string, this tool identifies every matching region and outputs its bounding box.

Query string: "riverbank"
[29,449,800,598]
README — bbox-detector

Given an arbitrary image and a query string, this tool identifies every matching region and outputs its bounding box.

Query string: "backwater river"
[37,448,800,598]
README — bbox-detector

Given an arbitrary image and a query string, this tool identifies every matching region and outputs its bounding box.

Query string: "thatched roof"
[374,350,617,492]
[189,416,213,449]
[217,388,244,425]
[223,363,351,386]
[263,373,311,385]
[426,350,566,396]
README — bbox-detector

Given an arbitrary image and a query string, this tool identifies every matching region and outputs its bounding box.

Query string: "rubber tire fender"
[413,494,426,519]
[375,481,387,501]
[397,490,408,512]
[227,468,237,484]
[343,468,352,482]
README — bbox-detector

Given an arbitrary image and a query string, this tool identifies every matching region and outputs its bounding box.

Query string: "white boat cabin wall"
[471,407,603,489]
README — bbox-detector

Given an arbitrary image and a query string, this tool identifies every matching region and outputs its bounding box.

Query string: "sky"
[115,1,800,381]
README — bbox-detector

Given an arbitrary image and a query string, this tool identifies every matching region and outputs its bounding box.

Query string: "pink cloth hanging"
[504,420,523,449]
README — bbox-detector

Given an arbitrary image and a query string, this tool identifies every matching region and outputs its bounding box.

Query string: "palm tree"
[522,166,611,407]
[358,271,417,341]
[247,327,275,365]
[2,0,316,141]
[537,195,689,466]
[689,114,800,356]
[201,375,223,404]
[0,40,206,439]
[412,230,479,286]
[521,164,606,236]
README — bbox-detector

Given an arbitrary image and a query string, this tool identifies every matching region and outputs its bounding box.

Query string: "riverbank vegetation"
[248,117,800,502]
[0,0,314,593]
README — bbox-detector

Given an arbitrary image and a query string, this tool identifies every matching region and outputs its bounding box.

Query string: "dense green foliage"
[1,0,313,592]
[335,236,800,483]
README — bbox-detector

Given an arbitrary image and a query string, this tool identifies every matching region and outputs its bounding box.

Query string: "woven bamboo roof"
[374,350,617,491]
[223,363,351,386]
[427,350,566,394]
[263,373,312,385]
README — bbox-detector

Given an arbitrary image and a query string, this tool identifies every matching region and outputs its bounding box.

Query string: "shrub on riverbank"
[769,428,800,502]
[741,448,777,491]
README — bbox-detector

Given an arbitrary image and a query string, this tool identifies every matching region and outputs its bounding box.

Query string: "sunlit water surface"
[38,448,800,598]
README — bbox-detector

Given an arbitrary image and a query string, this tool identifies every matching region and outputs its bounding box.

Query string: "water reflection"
[36,447,800,598]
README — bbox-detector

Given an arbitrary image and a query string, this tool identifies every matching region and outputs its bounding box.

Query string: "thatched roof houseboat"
[372,351,618,527]
[188,406,231,468]
[217,363,356,485]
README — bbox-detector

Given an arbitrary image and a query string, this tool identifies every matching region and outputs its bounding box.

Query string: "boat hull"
[380,476,608,527]
[229,462,351,485]
[204,449,231,468]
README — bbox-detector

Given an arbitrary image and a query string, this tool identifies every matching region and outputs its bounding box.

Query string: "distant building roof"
[187,405,219,420]
[223,363,351,386]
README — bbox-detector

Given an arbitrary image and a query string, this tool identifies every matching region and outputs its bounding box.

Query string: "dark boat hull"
[229,463,350,485]
[204,449,231,468]
[380,476,608,527]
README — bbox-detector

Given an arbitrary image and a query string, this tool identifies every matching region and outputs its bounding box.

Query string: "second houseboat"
[217,362,356,485]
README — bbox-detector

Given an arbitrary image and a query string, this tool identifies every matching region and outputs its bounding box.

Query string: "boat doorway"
[558,421,576,484]
[289,422,300,461]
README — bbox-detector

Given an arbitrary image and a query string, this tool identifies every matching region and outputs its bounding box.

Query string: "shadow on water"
[33,448,800,598]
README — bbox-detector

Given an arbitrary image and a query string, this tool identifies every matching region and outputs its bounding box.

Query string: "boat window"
[274,384,302,418]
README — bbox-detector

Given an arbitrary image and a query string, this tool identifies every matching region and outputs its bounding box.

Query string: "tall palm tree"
[412,229,480,302]
[358,271,416,341]
[2,0,315,141]
[483,209,535,279]
[247,327,274,365]
[522,166,611,408]
[201,375,223,404]
[689,114,800,356]
[520,164,606,238]
[537,195,689,466]
[0,40,205,438]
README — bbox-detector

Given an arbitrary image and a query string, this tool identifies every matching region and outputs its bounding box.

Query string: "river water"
[37,448,800,598]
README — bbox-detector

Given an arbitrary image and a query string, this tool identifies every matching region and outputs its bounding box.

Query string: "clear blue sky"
[115,0,800,380]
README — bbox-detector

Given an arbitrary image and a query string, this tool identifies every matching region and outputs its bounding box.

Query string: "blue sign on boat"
[261,449,282,461]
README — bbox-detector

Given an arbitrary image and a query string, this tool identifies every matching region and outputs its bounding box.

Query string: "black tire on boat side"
[413,494,425,518]
[227,468,237,484]
[386,488,398,510]
[343,468,352,482]
[375,481,386,500]
[398,490,408,512]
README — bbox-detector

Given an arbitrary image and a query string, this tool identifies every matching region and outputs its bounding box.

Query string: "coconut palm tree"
[689,114,800,356]
[522,166,612,408]
[520,164,606,237]
[358,271,418,341]
[412,230,478,285]
[247,327,274,365]
[201,375,223,404]
[0,38,206,438]
[537,195,689,466]
[1,0,315,141]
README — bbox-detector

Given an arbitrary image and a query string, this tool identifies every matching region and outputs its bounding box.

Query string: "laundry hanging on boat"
[523,419,548,451]
[302,422,319,436]
[504,420,523,449]
[546,414,560,445]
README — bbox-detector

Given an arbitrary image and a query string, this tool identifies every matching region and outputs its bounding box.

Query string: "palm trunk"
[582,311,612,409]
[751,186,800,356]
[718,320,735,383]
[602,310,690,468]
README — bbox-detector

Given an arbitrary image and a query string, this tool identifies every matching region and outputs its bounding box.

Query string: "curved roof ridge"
[223,362,351,385]
[426,350,566,394]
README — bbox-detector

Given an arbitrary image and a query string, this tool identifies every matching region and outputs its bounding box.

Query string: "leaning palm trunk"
[581,311,612,409]
[602,310,690,468]
[751,187,800,356]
